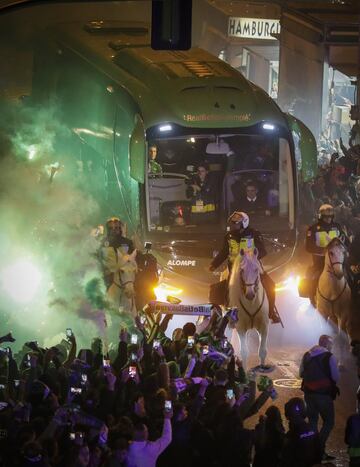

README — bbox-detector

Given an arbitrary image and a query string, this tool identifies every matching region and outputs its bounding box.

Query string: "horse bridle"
[240,270,259,294]
[318,244,347,312]
[114,271,135,290]
[326,246,345,277]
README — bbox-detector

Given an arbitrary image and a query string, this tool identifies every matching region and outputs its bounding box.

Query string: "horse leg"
[257,323,269,367]
[229,328,241,356]
[238,330,249,370]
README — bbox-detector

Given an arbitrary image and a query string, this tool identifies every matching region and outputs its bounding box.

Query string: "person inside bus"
[186,163,218,224]
[243,141,275,171]
[232,181,270,216]
[209,211,280,323]
[148,145,163,175]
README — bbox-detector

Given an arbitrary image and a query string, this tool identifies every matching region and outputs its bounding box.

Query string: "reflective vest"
[228,237,255,263]
[315,228,340,248]
[191,199,215,213]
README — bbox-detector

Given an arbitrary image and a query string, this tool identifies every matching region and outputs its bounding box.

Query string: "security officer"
[101,217,134,290]
[209,211,279,323]
[104,217,134,252]
[186,163,218,224]
[305,204,348,304]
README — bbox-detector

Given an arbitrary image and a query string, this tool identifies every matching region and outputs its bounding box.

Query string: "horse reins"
[318,246,347,314]
[238,272,265,328]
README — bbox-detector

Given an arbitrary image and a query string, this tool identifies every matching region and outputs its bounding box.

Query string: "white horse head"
[325,238,346,280]
[117,249,137,299]
[237,248,261,301]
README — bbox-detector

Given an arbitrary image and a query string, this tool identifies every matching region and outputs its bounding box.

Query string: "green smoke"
[0,99,133,350]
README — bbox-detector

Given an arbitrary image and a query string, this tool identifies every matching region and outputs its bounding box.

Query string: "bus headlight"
[154,283,183,301]
[275,275,300,294]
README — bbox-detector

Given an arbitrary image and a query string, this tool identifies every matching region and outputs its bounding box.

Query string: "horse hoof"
[255,364,274,373]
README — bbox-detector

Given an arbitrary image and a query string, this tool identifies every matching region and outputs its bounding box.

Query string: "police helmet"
[318,204,334,220]
[227,211,249,229]
[284,397,307,420]
[106,217,123,234]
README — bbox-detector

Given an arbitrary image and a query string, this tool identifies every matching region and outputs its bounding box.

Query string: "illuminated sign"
[228,17,280,40]
[183,113,251,122]
[167,259,196,267]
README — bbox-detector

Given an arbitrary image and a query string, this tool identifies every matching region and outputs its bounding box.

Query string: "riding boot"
[260,272,280,323]
[309,266,322,308]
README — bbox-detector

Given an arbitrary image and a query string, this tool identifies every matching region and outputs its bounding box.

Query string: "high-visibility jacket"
[211,227,266,270]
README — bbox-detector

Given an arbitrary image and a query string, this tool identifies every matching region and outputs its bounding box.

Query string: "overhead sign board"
[228,17,280,40]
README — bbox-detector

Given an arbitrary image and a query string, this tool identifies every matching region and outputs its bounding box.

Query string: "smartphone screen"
[103,359,111,368]
[165,400,172,412]
[69,432,76,440]
[66,328,73,338]
[131,353,138,362]
[81,374,87,383]
[202,345,209,355]
[129,366,137,378]
[153,340,160,349]
[131,334,138,344]
[14,380,20,388]
[140,315,146,325]
[226,389,234,399]
[222,339,229,349]
[188,336,194,347]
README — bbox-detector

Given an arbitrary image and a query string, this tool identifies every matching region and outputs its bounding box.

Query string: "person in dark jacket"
[232,181,268,216]
[253,405,285,467]
[209,211,279,322]
[280,397,322,467]
[345,390,360,466]
[299,335,339,461]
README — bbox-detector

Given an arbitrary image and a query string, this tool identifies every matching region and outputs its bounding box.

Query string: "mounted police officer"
[100,217,135,290]
[305,204,348,305]
[209,211,280,323]
[103,217,134,252]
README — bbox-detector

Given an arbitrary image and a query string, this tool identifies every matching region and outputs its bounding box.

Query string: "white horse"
[228,249,269,369]
[316,237,351,366]
[102,247,138,317]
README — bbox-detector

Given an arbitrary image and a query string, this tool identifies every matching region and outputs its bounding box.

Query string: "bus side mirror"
[130,116,146,183]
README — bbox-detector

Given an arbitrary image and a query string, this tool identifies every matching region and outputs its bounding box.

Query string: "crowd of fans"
[0,307,345,467]
[2,138,360,467]
[300,137,360,232]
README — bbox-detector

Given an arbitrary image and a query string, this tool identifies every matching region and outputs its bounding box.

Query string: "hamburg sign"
[228,17,280,40]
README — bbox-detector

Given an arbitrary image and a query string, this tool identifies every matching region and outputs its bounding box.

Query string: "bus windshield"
[146,132,294,235]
